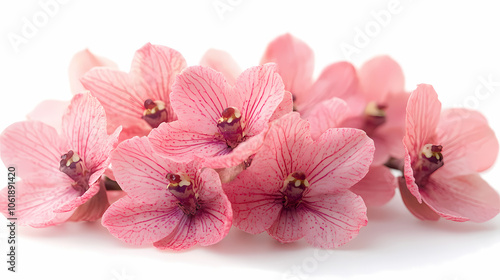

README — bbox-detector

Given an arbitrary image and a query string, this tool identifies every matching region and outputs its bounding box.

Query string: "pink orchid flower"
[224,113,374,248]
[0,93,121,227]
[307,97,398,207]
[401,84,499,222]
[337,56,409,166]
[305,57,408,206]
[102,137,232,251]
[149,63,290,171]
[81,43,187,142]
[202,36,407,166]
[201,33,357,117]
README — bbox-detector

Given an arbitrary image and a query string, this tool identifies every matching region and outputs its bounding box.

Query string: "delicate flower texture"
[308,98,398,207]
[69,49,118,94]
[348,56,408,166]
[224,113,374,248]
[260,34,359,116]
[401,84,500,222]
[306,57,408,206]
[201,33,358,117]
[81,43,187,142]
[102,137,232,251]
[0,93,121,227]
[149,63,289,170]
[311,56,408,166]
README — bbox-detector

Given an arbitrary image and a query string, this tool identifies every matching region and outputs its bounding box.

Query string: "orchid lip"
[363,101,387,135]
[59,150,88,193]
[281,171,309,208]
[166,172,200,215]
[217,106,245,149]
[142,99,168,128]
[413,144,444,187]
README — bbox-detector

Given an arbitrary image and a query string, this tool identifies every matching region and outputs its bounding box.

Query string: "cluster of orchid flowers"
[1,34,499,251]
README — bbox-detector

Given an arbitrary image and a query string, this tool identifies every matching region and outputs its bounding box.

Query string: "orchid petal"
[302,190,367,248]
[358,56,405,102]
[267,208,304,243]
[260,33,314,98]
[350,165,397,207]
[403,84,441,159]
[300,62,358,116]
[303,128,375,194]
[69,49,118,95]
[102,195,183,245]
[421,174,500,222]
[237,63,285,136]
[200,49,241,85]
[0,121,63,179]
[437,108,499,176]
[62,93,120,185]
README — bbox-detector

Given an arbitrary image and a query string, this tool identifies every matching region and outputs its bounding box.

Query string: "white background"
[1,1,500,279]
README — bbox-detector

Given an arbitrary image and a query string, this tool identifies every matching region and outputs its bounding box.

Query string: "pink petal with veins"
[149,120,229,164]
[81,68,146,133]
[62,93,121,185]
[102,195,183,245]
[302,127,374,195]
[81,43,186,140]
[111,137,193,202]
[170,65,239,132]
[152,64,284,169]
[437,108,499,176]
[0,121,63,180]
[106,136,232,250]
[225,113,370,247]
[202,128,267,169]
[302,190,367,248]
[0,177,77,227]
[55,178,102,213]
[153,169,232,250]
[269,91,294,122]
[237,63,285,136]
[68,49,118,95]
[191,168,232,246]
[224,167,283,234]
[267,208,304,243]
[403,85,442,201]
[67,179,110,222]
[130,43,186,116]
[403,84,441,159]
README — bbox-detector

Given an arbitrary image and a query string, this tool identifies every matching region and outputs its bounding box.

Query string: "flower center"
[59,150,88,193]
[281,171,309,208]
[363,101,386,135]
[217,107,245,149]
[413,144,444,187]
[166,173,200,216]
[142,99,168,128]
